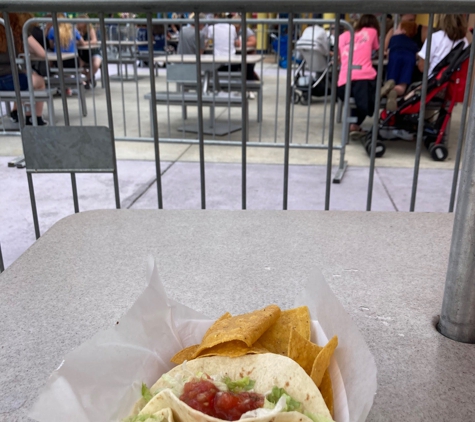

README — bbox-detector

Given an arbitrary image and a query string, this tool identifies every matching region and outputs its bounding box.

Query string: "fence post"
[439,80,475,343]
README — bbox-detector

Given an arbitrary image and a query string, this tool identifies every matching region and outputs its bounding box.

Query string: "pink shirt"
[338,27,379,87]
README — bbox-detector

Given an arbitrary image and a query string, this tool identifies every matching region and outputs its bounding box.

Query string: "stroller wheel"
[423,136,434,150]
[292,92,301,104]
[429,143,448,161]
[300,94,310,105]
[364,139,386,158]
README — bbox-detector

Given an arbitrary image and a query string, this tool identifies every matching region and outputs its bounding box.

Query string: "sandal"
[381,79,396,97]
[349,129,368,141]
[386,89,398,111]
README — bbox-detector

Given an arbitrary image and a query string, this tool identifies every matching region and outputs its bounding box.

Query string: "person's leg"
[92,55,102,76]
[394,83,407,96]
[31,72,45,117]
[338,84,360,132]
[351,79,376,126]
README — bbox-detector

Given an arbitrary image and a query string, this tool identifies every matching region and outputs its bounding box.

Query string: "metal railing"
[1,3,475,342]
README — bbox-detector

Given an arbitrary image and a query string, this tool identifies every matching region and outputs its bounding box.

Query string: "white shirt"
[207,23,237,56]
[418,30,469,76]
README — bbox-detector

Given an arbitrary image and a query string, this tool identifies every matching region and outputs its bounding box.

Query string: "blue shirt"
[47,27,81,53]
[388,34,419,56]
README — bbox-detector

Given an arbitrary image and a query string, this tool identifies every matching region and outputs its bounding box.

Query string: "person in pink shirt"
[337,14,380,138]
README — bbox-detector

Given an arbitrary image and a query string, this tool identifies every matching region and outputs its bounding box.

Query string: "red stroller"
[364,43,471,161]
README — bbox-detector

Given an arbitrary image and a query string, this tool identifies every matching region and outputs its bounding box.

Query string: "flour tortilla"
[139,353,333,421]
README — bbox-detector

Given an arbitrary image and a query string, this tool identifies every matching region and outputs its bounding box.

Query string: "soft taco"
[129,353,334,422]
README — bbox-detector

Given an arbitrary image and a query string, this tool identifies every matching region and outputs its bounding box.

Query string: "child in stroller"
[366,42,471,161]
[292,24,332,105]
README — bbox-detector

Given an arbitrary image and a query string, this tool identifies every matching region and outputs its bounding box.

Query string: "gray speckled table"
[1,210,474,422]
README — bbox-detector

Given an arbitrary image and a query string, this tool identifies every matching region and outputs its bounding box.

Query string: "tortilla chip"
[203,312,232,336]
[319,369,334,417]
[197,340,269,359]
[170,344,200,365]
[310,335,338,387]
[287,328,322,375]
[170,313,232,364]
[258,306,311,355]
[194,305,281,357]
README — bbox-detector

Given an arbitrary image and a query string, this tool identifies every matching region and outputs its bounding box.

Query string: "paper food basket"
[29,260,377,422]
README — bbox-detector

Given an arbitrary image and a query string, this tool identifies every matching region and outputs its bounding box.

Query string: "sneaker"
[393,129,413,141]
[84,81,91,90]
[247,92,256,100]
[386,89,398,111]
[378,129,398,139]
[380,79,396,97]
[10,110,18,123]
[25,116,48,126]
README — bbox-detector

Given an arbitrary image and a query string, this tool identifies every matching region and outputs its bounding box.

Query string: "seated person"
[337,14,380,138]
[0,13,48,125]
[177,14,206,55]
[207,13,238,57]
[233,14,260,83]
[47,14,86,95]
[47,13,86,68]
[381,21,420,110]
[385,14,428,83]
[385,14,469,112]
[76,16,102,89]
[417,14,469,77]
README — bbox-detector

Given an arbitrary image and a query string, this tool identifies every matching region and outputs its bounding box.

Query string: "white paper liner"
[29,260,376,422]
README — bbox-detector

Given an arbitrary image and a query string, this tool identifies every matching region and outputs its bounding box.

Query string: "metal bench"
[144,63,247,136]
[181,78,263,122]
[0,89,57,129]
[47,69,88,117]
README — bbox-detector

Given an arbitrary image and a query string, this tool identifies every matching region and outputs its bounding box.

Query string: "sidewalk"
[0,155,457,269]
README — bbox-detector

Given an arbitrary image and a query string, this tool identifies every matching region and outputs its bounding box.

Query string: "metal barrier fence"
[2,3,475,342]
[2,13,473,211]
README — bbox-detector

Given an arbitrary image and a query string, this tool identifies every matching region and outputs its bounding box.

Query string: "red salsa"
[180,379,265,421]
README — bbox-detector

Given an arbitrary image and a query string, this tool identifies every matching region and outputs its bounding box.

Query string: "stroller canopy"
[296,25,330,57]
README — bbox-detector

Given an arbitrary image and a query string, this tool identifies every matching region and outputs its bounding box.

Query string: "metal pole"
[366,17,386,211]
[409,14,434,212]
[27,172,41,239]
[240,13,248,210]
[282,13,294,210]
[439,77,475,344]
[324,19,340,210]
[449,39,475,212]
[146,13,163,209]
[0,242,4,273]
[99,14,121,209]
[194,14,206,210]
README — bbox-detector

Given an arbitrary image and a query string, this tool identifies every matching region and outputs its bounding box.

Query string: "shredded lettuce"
[141,383,153,404]
[222,376,256,392]
[266,386,302,412]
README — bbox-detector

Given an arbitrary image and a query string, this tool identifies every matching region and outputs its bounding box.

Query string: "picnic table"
[0,210,474,421]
